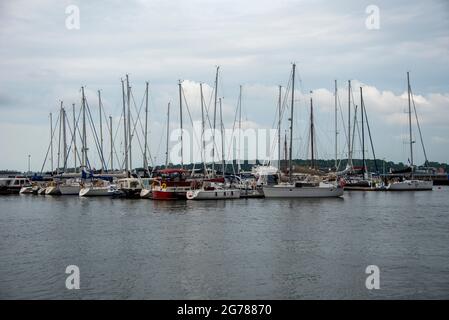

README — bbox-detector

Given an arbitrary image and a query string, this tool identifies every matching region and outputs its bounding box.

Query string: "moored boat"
[0,176,32,194]
[186,182,241,200]
[263,181,343,198]
[387,179,433,191]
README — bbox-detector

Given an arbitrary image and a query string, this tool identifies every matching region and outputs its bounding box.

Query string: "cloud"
[0,0,449,168]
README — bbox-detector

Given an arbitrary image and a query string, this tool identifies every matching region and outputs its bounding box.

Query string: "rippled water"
[1,187,449,299]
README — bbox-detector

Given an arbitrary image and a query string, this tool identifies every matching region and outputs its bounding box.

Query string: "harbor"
[1,0,449,303]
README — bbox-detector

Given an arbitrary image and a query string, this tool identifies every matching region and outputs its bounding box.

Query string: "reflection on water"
[1,187,449,299]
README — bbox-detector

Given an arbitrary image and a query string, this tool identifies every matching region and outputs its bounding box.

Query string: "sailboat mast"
[98,90,103,172]
[200,83,206,175]
[348,80,352,168]
[407,71,414,169]
[81,87,87,169]
[121,79,129,173]
[62,105,67,171]
[165,102,170,167]
[212,66,219,176]
[57,101,62,174]
[278,85,282,171]
[238,85,242,174]
[220,97,225,175]
[50,112,54,173]
[143,81,149,173]
[109,115,113,171]
[289,63,296,183]
[310,91,315,169]
[178,80,183,169]
[72,103,77,173]
[126,75,132,171]
[334,80,338,169]
[360,87,365,175]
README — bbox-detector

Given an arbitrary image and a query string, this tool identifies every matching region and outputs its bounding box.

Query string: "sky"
[0,0,448,171]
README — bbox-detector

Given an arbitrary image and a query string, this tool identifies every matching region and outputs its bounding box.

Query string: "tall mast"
[348,80,352,169]
[98,90,104,172]
[310,91,315,169]
[50,112,54,173]
[278,85,282,171]
[109,115,113,171]
[143,81,149,173]
[81,87,87,169]
[360,87,365,175]
[72,104,77,173]
[238,85,243,174]
[334,80,338,169]
[121,79,129,173]
[57,102,62,174]
[284,130,288,168]
[178,80,183,169]
[200,83,206,175]
[62,104,67,171]
[289,63,296,183]
[126,75,132,171]
[219,97,225,175]
[165,102,170,167]
[212,66,219,176]
[407,71,414,170]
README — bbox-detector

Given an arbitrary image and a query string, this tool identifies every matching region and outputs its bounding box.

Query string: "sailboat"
[185,78,241,200]
[79,179,118,197]
[263,64,344,198]
[387,72,433,191]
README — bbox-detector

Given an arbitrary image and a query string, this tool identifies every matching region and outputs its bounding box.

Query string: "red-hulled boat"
[150,169,192,200]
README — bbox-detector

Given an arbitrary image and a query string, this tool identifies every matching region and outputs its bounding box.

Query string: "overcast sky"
[0,0,448,171]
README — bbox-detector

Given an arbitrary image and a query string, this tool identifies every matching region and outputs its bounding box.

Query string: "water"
[1,187,449,299]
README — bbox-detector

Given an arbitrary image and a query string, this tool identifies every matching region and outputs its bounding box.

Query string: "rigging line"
[195,87,223,163]
[265,71,293,166]
[225,91,242,175]
[85,98,108,170]
[40,112,61,174]
[98,97,122,168]
[351,105,358,163]
[111,112,124,170]
[362,100,379,173]
[410,87,429,164]
[62,106,83,169]
[181,86,205,168]
[130,88,154,166]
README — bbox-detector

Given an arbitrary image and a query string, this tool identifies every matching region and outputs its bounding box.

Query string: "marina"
[1,0,448,303]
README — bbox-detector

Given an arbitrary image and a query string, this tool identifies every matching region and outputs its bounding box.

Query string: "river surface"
[1,187,449,299]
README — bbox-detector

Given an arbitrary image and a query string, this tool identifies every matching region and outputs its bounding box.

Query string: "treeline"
[144,159,448,174]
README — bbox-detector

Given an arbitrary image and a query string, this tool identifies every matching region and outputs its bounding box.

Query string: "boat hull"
[186,189,241,200]
[387,180,433,191]
[19,186,35,194]
[45,186,61,195]
[140,188,152,199]
[79,187,113,197]
[59,185,81,195]
[263,185,344,198]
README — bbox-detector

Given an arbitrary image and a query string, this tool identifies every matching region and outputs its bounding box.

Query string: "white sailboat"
[263,181,343,198]
[387,72,433,191]
[79,179,117,197]
[59,179,82,195]
[263,64,344,198]
[186,182,241,200]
